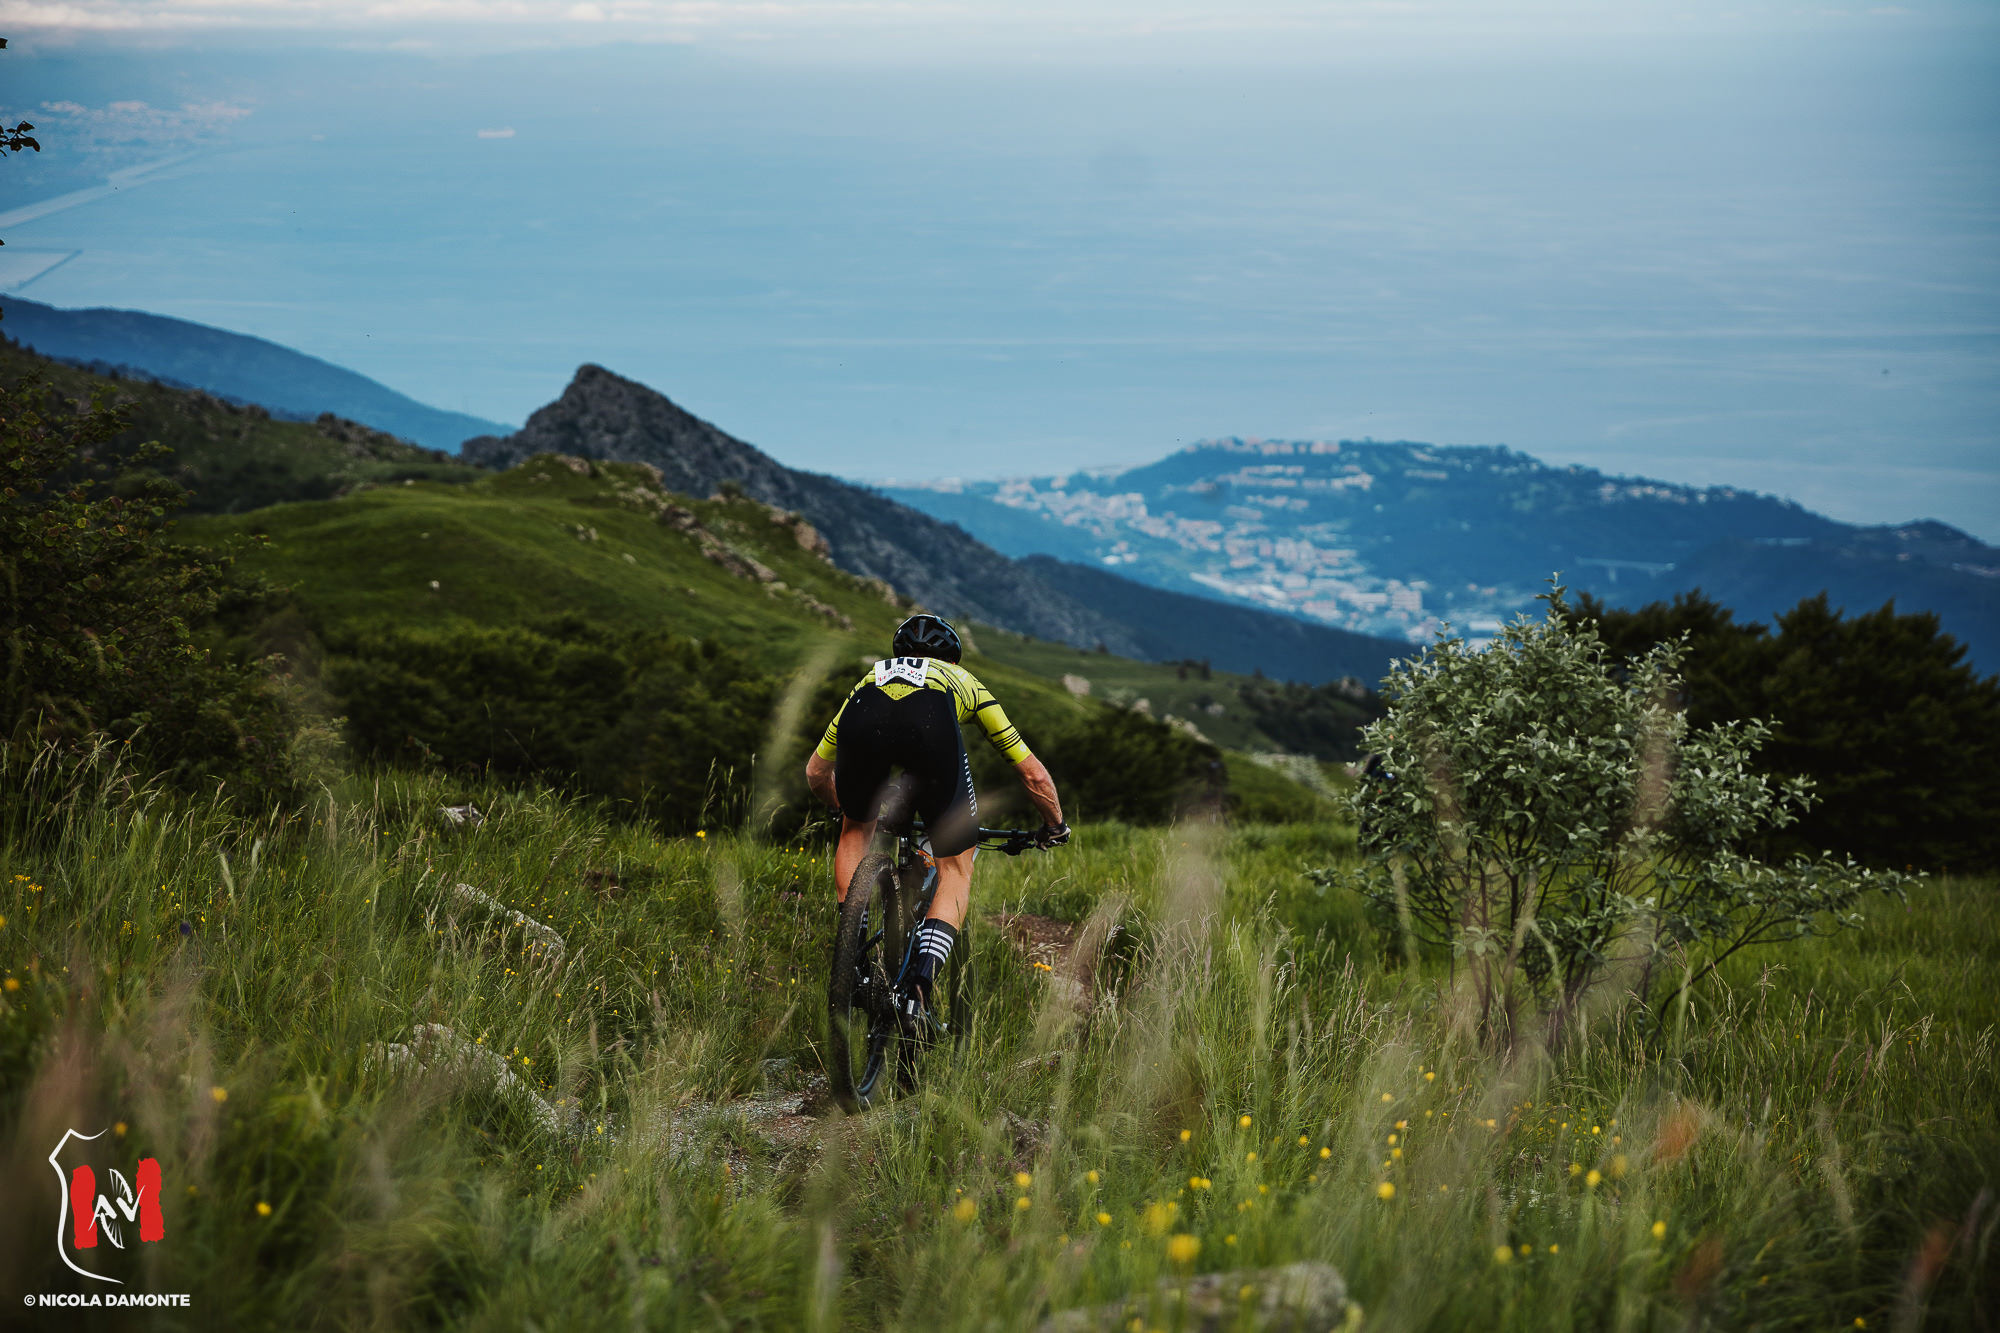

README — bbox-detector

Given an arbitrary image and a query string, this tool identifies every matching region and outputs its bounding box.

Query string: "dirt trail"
[660,911,1091,1160]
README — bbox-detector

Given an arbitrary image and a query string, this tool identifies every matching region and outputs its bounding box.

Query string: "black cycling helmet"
[892,613,962,663]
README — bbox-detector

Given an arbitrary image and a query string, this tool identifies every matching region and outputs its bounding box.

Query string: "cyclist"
[804,613,1069,1026]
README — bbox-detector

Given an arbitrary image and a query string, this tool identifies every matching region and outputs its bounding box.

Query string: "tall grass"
[0,753,1992,1329]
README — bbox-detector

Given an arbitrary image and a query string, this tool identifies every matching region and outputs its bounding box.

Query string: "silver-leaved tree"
[1319,584,1905,1049]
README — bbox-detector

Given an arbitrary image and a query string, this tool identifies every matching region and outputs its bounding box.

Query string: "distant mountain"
[1659,521,2000,661]
[0,296,511,451]
[462,367,1410,681]
[882,439,1999,669]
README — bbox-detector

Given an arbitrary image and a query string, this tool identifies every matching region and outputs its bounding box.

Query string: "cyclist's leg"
[927,846,975,927]
[834,813,877,904]
[830,686,895,903]
[914,716,979,928]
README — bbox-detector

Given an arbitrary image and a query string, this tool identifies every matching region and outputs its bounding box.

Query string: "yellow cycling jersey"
[814,657,1032,765]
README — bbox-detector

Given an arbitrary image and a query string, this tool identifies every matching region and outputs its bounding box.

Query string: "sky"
[2,2,1997,540]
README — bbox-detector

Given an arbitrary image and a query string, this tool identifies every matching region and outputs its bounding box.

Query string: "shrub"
[1317,586,1905,1048]
[329,616,773,832]
[0,373,295,810]
[1236,676,1383,761]
[1038,704,1222,824]
[1579,589,2000,871]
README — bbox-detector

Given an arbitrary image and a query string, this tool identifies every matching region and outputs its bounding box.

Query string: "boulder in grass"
[443,882,567,964]
[364,1023,572,1139]
[1038,1261,1348,1333]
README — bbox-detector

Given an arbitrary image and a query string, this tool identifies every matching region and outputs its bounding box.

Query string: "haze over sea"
[2,7,1997,540]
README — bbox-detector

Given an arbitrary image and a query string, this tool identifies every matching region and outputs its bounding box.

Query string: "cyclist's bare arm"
[1014,753,1063,828]
[805,750,839,813]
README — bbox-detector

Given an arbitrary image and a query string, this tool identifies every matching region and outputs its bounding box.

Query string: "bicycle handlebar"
[975,828,1055,856]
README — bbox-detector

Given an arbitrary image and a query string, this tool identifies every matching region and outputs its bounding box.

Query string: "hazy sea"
[2,33,1996,537]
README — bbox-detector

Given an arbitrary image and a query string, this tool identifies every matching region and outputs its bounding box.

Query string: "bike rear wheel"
[827,853,898,1112]
[890,860,974,1092]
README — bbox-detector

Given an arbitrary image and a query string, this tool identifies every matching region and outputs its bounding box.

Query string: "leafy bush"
[0,373,295,809]
[1577,589,2000,870]
[1319,587,1905,1048]
[329,616,773,832]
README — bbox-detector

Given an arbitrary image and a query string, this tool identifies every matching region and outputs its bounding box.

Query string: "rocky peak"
[458,365,1145,651]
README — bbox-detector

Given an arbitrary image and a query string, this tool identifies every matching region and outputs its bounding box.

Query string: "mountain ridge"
[0,296,512,451]
[883,437,1999,668]
[461,366,1412,681]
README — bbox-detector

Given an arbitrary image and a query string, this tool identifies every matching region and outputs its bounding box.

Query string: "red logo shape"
[47,1129,165,1283]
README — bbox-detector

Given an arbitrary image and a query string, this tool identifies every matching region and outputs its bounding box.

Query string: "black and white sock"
[909,918,959,997]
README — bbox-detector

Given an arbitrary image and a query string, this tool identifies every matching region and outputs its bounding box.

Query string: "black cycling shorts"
[832,684,979,856]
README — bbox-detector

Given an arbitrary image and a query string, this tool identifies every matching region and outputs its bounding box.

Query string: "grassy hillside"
[1,338,486,513]
[185,456,1357,772]
[190,461,896,652]
[0,760,1989,1327]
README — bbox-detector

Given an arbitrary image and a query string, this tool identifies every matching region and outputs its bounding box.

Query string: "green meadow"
[4,347,1993,1329]
[182,454,1351,772]
[1,748,1991,1329]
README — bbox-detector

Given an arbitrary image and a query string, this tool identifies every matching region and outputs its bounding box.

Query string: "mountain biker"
[804,613,1069,1025]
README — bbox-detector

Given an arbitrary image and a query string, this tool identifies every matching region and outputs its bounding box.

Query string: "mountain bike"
[826,785,1047,1112]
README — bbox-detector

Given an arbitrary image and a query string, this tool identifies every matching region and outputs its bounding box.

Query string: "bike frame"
[878,823,1041,1025]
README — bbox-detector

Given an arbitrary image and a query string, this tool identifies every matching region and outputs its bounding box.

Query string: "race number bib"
[874,656,931,689]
